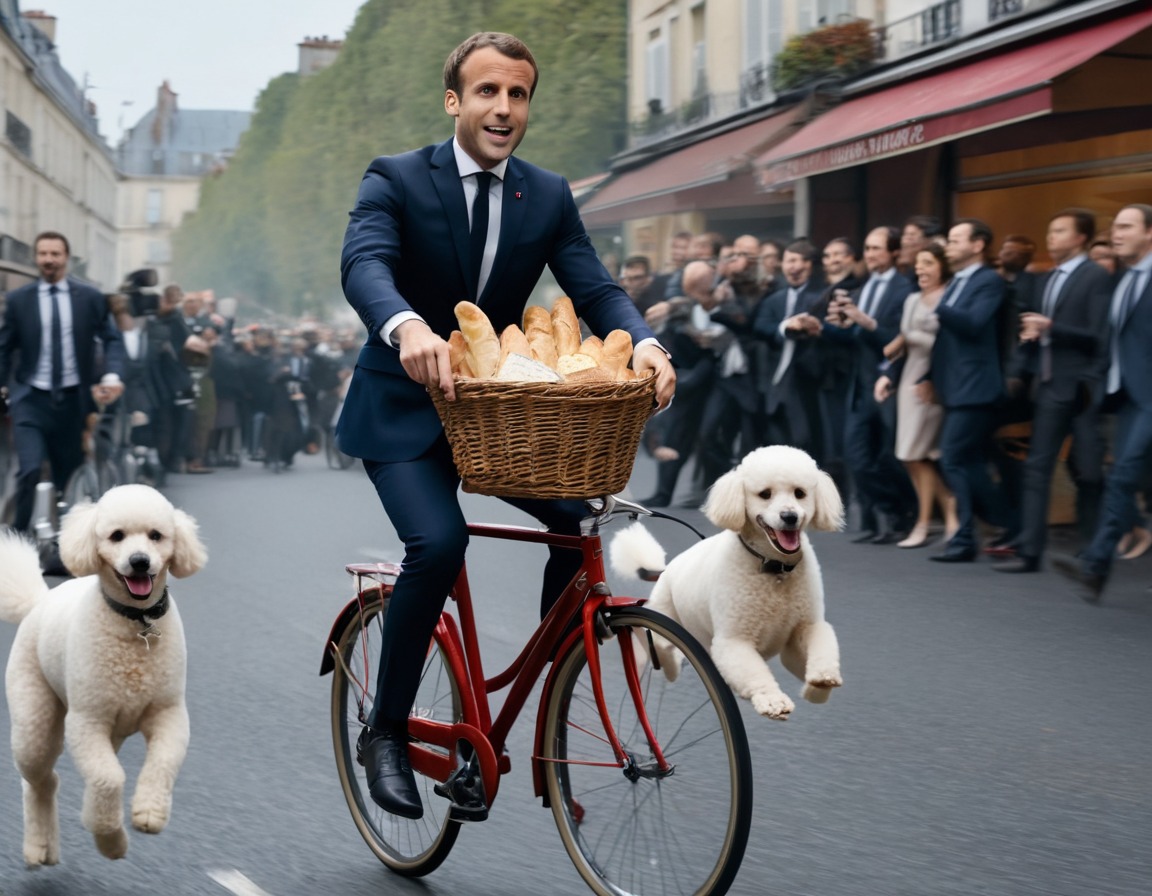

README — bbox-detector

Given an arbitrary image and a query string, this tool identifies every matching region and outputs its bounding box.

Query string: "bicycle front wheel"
[330,595,462,876]
[541,607,752,896]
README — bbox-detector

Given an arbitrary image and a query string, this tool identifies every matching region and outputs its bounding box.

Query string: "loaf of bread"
[551,296,582,357]
[454,301,500,378]
[447,298,638,384]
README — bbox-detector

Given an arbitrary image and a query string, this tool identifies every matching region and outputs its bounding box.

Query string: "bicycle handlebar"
[582,494,707,541]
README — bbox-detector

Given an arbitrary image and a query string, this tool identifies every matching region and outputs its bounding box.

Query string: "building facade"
[0,4,117,292]
[583,0,1149,270]
[115,81,251,287]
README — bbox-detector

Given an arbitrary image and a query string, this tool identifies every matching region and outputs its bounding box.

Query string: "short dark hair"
[622,255,652,275]
[1050,208,1096,243]
[916,241,952,283]
[904,215,943,238]
[444,32,539,99]
[953,218,993,254]
[784,239,818,263]
[34,230,70,257]
[1003,234,1036,252]
[870,226,901,253]
[1120,203,1152,229]
[824,237,857,259]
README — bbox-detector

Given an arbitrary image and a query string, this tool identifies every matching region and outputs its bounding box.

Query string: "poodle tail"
[0,530,49,624]
[608,522,666,582]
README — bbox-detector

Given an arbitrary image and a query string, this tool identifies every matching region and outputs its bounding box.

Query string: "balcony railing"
[877,0,961,61]
[629,83,777,149]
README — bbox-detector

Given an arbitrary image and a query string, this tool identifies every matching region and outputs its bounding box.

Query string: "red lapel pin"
[515,191,522,199]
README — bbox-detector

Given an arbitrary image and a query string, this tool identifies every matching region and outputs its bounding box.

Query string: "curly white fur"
[614,445,844,719]
[1,484,206,866]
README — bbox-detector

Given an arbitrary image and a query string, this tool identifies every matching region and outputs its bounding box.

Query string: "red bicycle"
[321,495,752,895]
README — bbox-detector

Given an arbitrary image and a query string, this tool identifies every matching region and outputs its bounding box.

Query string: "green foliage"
[773,19,877,92]
[172,0,627,320]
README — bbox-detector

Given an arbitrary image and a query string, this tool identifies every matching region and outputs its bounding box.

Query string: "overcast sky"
[38,0,367,143]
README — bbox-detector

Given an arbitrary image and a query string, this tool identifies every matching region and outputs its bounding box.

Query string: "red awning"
[757,7,1152,187]
[581,105,804,226]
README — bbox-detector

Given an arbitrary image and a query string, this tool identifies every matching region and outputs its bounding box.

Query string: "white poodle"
[0,484,207,866]
[613,445,844,719]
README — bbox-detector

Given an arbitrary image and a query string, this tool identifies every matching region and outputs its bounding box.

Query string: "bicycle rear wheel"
[541,607,752,896]
[330,595,462,875]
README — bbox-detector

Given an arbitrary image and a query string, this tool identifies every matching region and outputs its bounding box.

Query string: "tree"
[173,0,628,319]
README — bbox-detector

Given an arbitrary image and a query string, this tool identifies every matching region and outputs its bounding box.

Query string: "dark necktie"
[469,171,493,297]
[1039,269,1064,383]
[941,276,961,307]
[858,279,877,318]
[49,284,63,400]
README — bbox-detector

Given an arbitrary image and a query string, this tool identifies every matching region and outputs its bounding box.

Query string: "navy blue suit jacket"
[338,140,656,462]
[1117,271,1152,411]
[0,277,123,408]
[822,272,913,407]
[930,266,1006,408]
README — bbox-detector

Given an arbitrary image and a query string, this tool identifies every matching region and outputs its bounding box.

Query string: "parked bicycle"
[322,494,752,896]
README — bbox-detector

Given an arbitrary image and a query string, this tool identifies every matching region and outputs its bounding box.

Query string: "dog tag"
[137,624,162,649]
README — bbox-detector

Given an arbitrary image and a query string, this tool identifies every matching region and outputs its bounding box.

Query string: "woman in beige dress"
[875,243,959,547]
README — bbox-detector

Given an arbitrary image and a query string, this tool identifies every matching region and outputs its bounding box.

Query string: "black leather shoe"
[851,530,877,544]
[359,727,423,819]
[871,531,905,545]
[930,548,976,563]
[991,556,1038,573]
[1051,555,1107,604]
[637,493,671,508]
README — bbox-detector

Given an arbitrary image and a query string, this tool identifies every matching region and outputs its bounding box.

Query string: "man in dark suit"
[1055,203,1152,601]
[993,209,1111,573]
[824,226,916,543]
[337,32,674,820]
[752,239,824,450]
[928,219,1019,562]
[0,231,123,535]
[619,254,670,315]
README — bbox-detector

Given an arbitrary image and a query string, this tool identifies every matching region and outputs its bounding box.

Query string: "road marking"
[208,869,275,896]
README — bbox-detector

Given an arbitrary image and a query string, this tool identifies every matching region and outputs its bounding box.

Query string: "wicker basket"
[429,374,657,499]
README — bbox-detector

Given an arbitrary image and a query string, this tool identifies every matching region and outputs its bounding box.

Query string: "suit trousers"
[939,404,1019,552]
[1017,387,1104,560]
[1080,398,1152,578]
[843,394,916,530]
[11,387,85,533]
[363,435,585,726]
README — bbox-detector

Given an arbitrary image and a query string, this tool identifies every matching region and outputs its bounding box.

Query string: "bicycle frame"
[321,519,671,811]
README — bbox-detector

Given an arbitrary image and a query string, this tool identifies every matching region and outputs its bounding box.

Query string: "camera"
[114,268,160,317]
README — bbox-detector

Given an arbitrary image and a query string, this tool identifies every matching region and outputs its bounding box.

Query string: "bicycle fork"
[579,593,673,779]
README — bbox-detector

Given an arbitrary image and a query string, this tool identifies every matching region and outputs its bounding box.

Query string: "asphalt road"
[1,449,1150,896]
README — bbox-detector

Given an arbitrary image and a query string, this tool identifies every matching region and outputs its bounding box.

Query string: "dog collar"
[104,586,170,623]
[738,536,797,575]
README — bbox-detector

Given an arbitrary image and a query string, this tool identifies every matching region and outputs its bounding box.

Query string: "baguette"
[447,330,474,377]
[578,336,603,366]
[600,330,633,381]
[551,296,581,357]
[455,301,500,378]
[498,324,532,369]
[523,305,558,369]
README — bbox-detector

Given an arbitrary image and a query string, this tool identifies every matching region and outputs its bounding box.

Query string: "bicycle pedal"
[434,767,488,822]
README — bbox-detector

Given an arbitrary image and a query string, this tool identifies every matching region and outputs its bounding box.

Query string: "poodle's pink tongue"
[775,529,801,552]
[124,575,153,597]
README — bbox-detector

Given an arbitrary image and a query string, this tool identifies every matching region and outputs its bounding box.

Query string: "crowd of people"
[0,232,363,546]
[616,205,1152,599]
[104,288,362,482]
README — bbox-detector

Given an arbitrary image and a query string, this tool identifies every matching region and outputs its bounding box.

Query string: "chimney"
[22,10,57,43]
[298,36,343,77]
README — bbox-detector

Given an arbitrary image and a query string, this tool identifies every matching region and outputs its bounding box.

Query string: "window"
[5,112,32,158]
[646,30,670,115]
[743,0,783,104]
[146,189,163,226]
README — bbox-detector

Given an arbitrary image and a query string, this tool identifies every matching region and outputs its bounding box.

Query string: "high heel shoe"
[897,523,931,548]
[1120,526,1152,560]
